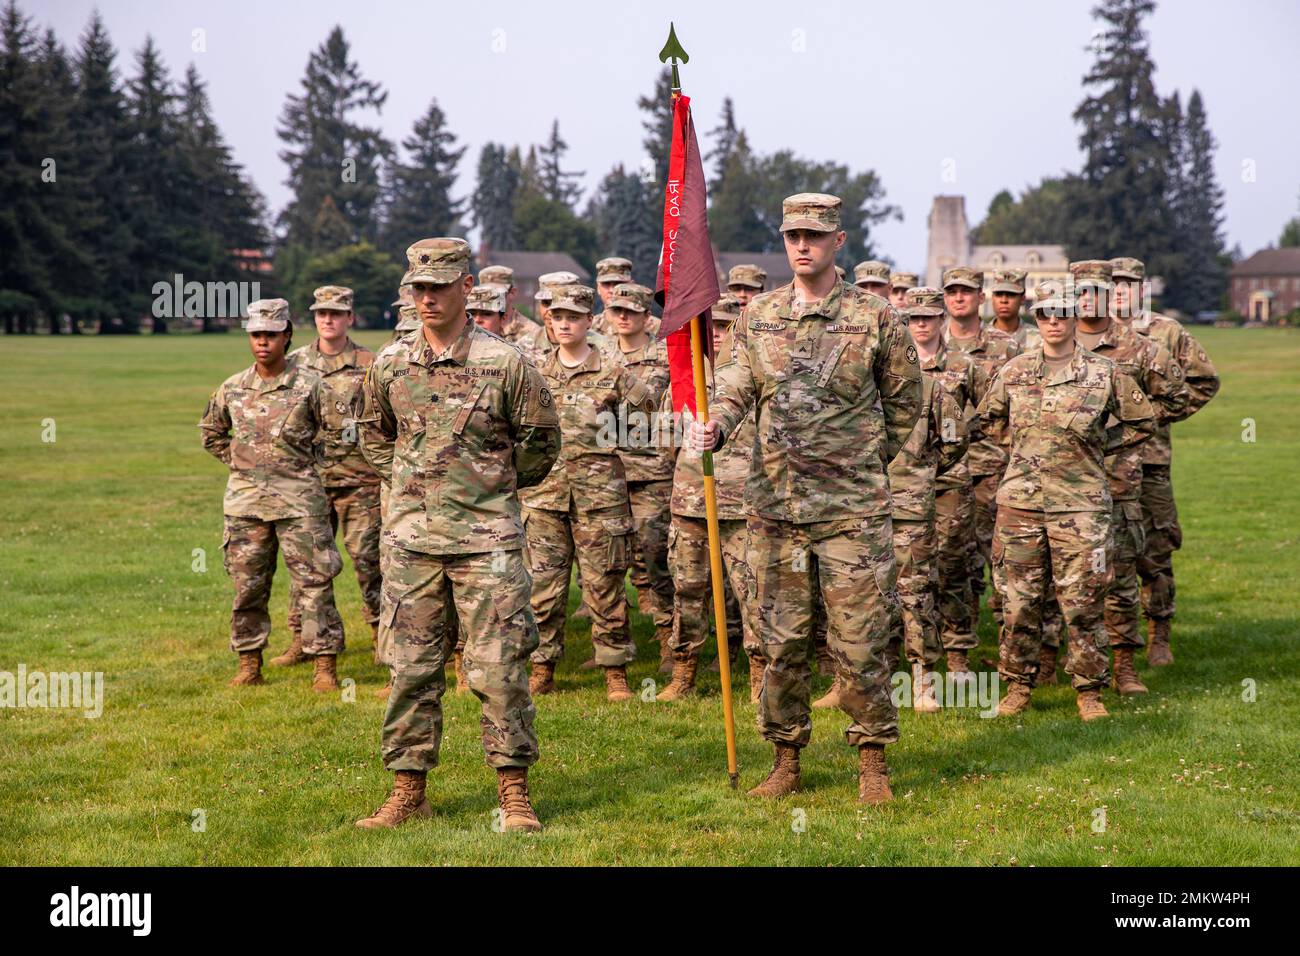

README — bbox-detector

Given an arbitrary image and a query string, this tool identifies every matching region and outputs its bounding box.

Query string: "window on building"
[1027,252,1040,267]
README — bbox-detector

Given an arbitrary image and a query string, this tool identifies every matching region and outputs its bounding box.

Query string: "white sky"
[32,0,1300,271]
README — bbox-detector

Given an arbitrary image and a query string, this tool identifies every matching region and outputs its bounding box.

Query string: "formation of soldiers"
[200,191,1219,831]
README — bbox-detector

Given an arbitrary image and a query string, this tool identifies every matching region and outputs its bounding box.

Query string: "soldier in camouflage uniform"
[1035,263,1188,693]
[1110,257,1220,666]
[592,257,634,336]
[890,272,919,312]
[943,266,1021,655]
[518,271,607,367]
[354,238,560,833]
[599,283,677,672]
[981,278,1155,720]
[478,265,541,347]
[390,287,422,339]
[853,260,891,298]
[658,294,763,702]
[199,299,346,692]
[276,286,383,676]
[693,193,922,805]
[988,269,1041,350]
[726,263,767,308]
[521,284,654,702]
[466,284,509,338]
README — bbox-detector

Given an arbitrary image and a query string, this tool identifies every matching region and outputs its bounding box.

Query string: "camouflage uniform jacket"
[601,335,675,482]
[517,322,607,370]
[928,347,982,493]
[993,319,1041,351]
[199,363,329,520]
[977,346,1155,514]
[1129,312,1220,466]
[289,337,379,488]
[501,310,541,348]
[711,281,923,523]
[946,324,1020,478]
[669,323,756,521]
[1084,321,1188,500]
[518,346,654,513]
[357,321,561,556]
[887,374,964,523]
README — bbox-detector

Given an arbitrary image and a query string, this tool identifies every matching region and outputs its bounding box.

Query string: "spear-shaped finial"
[658,21,689,92]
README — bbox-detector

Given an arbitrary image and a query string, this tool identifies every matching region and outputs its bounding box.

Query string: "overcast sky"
[32,0,1300,271]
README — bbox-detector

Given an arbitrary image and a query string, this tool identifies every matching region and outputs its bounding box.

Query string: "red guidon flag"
[654,93,720,417]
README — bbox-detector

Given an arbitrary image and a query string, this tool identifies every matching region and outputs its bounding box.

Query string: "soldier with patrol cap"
[277,286,383,675]
[592,257,635,336]
[466,284,510,338]
[599,282,677,670]
[980,278,1155,720]
[692,192,922,805]
[943,265,1020,652]
[853,260,891,298]
[478,264,540,346]
[355,237,561,833]
[390,286,421,339]
[726,263,767,309]
[199,298,346,691]
[1110,256,1220,666]
[988,269,1041,350]
[520,270,607,366]
[890,272,919,312]
[521,284,656,702]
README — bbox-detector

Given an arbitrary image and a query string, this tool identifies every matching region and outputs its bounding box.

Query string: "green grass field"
[1,328,1297,866]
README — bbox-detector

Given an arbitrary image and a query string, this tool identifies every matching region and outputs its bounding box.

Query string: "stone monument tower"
[926,196,972,287]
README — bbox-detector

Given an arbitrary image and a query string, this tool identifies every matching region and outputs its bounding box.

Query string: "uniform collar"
[547,346,603,380]
[1036,345,1090,386]
[919,346,948,372]
[301,337,357,371]
[946,319,989,350]
[407,320,476,368]
[238,362,300,393]
[773,279,847,322]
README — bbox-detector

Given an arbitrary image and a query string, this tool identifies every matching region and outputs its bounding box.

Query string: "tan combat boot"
[812,679,841,710]
[1112,647,1149,695]
[375,676,392,700]
[270,634,307,667]
[657,630,674,675]
[656,656,698,701]
[912,663,940,714]
[1036,644,1059,685]
[578,657,600,671]
[604,665,633,702]
[229,649,265,686]
[573,600,592,621]
[496,767,542,833]
[1076,689,1109,721]
[529,661,556,696]
[312,654,339,693]
[748,655,766,704]
[355,770,432,829]
[747,743,802,798]
[453,650,469,694]
[997,681,1033,716]
[1146,619,1173,666]
[858,743,894,805]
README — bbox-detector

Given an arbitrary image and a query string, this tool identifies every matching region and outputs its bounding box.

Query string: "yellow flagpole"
[689,314,739,787]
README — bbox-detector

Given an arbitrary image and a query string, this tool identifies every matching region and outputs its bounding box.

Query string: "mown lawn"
[0,327,1297,865]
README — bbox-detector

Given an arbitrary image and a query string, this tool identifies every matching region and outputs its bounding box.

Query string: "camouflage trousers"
[748,513,901,749]
[1044,500,1140,650]
[288,483,382,639]
[380,545,539,772]
[993,506,1112,691]
[526,504,636,667]
[934,484,976,650]
[892,517,942,666]
[627,479,675,632]
[1139,464,1181,622]
[668,514,758,661]
[969,473,1004,621]
[222,514,343,656]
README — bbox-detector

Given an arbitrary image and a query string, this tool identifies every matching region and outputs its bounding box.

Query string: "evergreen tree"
[472,142,519,250]
[291,240,403,328]
[638,68,674,193]
[706,96,739,192]
[536,119,583,208]
[589,165,661,285]
[1281,192,1300,248]
[382,97,465,257]
[972,177,1075,245]
[1170,89,1226,312]
[276,26,390,248]
[707,130,766,251]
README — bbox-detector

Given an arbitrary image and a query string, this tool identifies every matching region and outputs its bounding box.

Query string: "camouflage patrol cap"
[727,263,767,289]
[390,286,414,310]
[539,270,580,290]
[713,294,743,317]
[395,304,422,332]
[853,260,891,287]
[1069,259,1114,289]
[549,284,595,315]
[835,265,846,280]
[779,192,842,233]
[941,266,983,290]
[309,285,354,312]
[466,285,507,313]
[478,265,515,287]
[890,272,919,291]
[596,257,634,284]
[1109,257,1145,281]
[609,283,653,313]
[989,269,1028,295]
[904,287,946,318]
[402,237,471,286]
[1030,279,1073,317]
[244,298,291,332]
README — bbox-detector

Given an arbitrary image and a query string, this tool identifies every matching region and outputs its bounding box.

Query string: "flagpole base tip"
[728,772,740,790]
